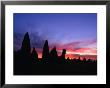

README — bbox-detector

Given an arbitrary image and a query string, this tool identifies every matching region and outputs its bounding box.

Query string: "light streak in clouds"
[49,39,96,50]
[74,48,97,55]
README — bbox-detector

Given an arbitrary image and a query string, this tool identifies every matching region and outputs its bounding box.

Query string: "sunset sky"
[14,13,97,60]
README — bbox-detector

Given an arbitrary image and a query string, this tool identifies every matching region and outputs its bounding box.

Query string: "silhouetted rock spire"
[61,49,66,59]
[42,40,49,62]
[21,32,31,54]
[19,32,31,64]
[49,47,58,63]
[67,57,70,60]
[59,49,66,63]
[78,56,81,62]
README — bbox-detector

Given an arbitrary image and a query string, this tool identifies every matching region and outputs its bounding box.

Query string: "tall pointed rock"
[42,40,49,60]
[21,32,31,54]
[49,47,58,63]
[61,49,66,59]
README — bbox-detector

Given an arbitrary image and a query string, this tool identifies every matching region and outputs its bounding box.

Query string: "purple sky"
[14,13,97,59]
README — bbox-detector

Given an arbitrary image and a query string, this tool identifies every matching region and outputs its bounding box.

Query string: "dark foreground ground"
[14,62,97,75]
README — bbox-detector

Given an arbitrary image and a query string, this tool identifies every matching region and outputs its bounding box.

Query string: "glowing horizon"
[14,13,97,60]
[33,47,97,60]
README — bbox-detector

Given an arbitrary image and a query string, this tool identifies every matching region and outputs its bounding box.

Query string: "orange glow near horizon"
[33,47,97,60]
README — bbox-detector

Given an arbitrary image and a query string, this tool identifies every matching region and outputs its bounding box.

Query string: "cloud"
[14,32,24,51]
[64,39,96,50]
[49,38,96,51]
[29,32,45,48]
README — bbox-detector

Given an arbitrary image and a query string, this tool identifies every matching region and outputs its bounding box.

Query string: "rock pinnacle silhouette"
[42,40,49,62]
[21,32,31,54]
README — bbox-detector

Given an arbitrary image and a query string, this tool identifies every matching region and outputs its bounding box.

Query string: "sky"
[14,13,97,60]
